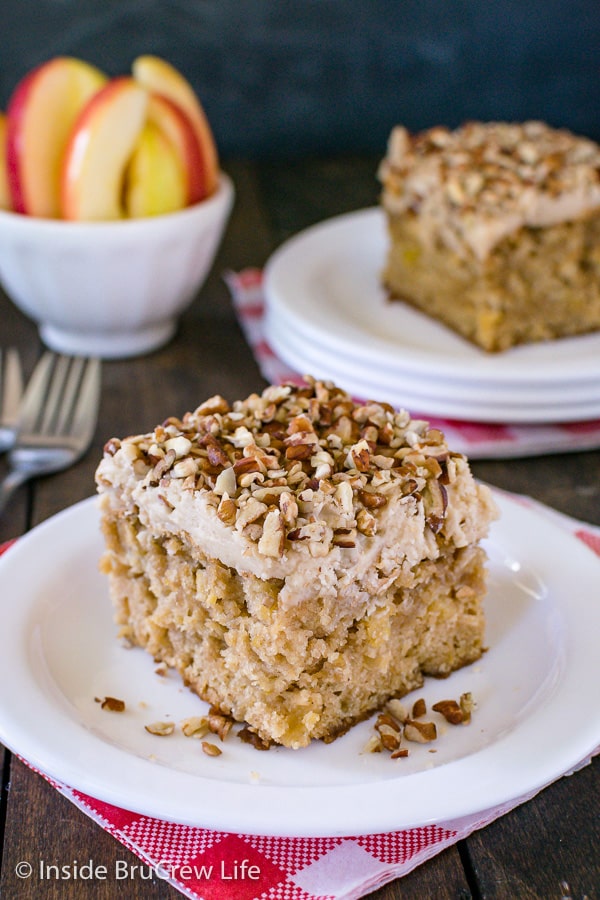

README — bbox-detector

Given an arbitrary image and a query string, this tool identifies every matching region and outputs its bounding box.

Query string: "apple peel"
[132,55,219,197]
[147,93,209,205]
[0,113,11,210]
[6,56,107,217]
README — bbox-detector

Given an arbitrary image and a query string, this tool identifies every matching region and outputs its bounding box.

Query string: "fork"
[0,352,101,516]
[0,347,24,453]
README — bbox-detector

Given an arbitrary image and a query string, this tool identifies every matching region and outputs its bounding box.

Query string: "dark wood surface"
[0,158,598,899]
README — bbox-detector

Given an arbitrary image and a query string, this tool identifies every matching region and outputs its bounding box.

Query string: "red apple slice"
[124,120,187,217]
[132,55,219,197]
[61,77,149,221]
[0,113,11,210]
[147,92,207,204]
[6,56,107,217]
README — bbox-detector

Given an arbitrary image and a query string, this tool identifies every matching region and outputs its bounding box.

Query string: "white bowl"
[0,173,234,358]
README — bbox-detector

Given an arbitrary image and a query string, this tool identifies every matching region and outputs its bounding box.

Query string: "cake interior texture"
[379,121,600,352]
[96,378,497,749]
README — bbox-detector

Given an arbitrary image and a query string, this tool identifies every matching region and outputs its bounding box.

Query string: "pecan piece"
[285,443,313,461]
[258,509,285,558]
[233,456,261,475]
[202,434,230,468]
[201,741,222,757]
[207,711,234,741]
[412,698,427,718]
[375,713,402,751]
[358,489,387,509]
[432,699,465,725]
[404,719,437,743]
[96,696,126,712]
[459,692,475,723]
[217,496,237,524]
[332,527,357,549]
[423,480,448,533]
[238,727,272,751]
[145,721,175,736]
[181,716,210,738]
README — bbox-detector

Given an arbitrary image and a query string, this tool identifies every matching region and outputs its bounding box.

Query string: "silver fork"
[0,348,24,453]
[0,352,101,516]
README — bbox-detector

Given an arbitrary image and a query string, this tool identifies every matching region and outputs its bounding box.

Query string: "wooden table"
[0,158,598,899]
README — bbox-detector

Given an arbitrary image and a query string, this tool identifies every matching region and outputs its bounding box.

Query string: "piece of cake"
[378,120,600,351]
[95,378,498,749]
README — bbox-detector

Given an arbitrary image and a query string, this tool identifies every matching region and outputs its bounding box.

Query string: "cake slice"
[378,120,600,351]
[95,377,498,749]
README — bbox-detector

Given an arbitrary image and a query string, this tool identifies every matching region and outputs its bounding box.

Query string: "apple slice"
[0,113,11,210]
[147,92,207,205]
[6,56,107,217]
[124,120,187,217]
[132,55,219,197]
[61,77,148,221]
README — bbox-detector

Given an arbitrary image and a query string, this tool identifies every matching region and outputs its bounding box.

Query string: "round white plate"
[267,301,600,404]
[0,495,598,837]
[263,208,600,416]
[267,312,600,423]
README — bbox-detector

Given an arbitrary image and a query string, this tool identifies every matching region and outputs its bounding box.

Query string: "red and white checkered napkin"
[2,503,600,900]
[5,777,569,900]
[225,268,600,460]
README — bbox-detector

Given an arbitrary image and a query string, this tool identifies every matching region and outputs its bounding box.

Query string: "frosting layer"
[379,121,600,260]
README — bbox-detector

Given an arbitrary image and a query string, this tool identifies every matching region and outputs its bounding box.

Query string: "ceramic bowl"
[0,173,234,358]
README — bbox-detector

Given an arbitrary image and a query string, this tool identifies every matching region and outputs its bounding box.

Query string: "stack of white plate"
[264,208,600,424]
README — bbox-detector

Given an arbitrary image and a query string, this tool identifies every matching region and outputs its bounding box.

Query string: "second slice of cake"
[379,120,600,351]
[96,378,497,749]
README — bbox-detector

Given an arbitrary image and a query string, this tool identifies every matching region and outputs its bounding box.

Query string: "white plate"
[263,208,600,420]
[0,495,599,837]
[267,312,600,423]
[268,301,600,404]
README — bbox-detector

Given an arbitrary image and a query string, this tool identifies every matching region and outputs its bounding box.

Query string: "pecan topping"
[380,120,600,261]
[101,376,464,559]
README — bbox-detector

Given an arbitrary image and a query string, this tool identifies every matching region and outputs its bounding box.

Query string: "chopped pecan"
[96,696,126,712]
[404,719,437,743]
[412,698,427,718]
[258,509,285,558]
[358,489,387,508]
[201,434,231,467]
[238,727,272,751]
[145,721,175,736]
[201,741,222,757]
[181,716,210,738]
[285,443,313,461]
[432,699,465,724]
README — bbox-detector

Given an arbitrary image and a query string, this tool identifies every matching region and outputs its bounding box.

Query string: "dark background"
[2,0,599,162]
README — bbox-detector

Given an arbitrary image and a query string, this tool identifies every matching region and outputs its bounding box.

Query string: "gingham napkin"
[226,268,600,460]
[1,498,599,900]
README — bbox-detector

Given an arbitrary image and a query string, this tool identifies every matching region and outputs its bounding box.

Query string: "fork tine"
[39,354,73,435]
[67,356,101,449]
[48,356,85,435]
[1,348,25,425]
[15,351,57,434]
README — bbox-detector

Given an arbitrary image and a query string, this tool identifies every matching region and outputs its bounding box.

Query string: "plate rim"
[0,494,599,836]
[266,299,600,402]
[265,311,600,423]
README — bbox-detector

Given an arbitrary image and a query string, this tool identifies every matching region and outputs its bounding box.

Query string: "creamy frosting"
[96,379,497,594]
[379,121,600,260]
